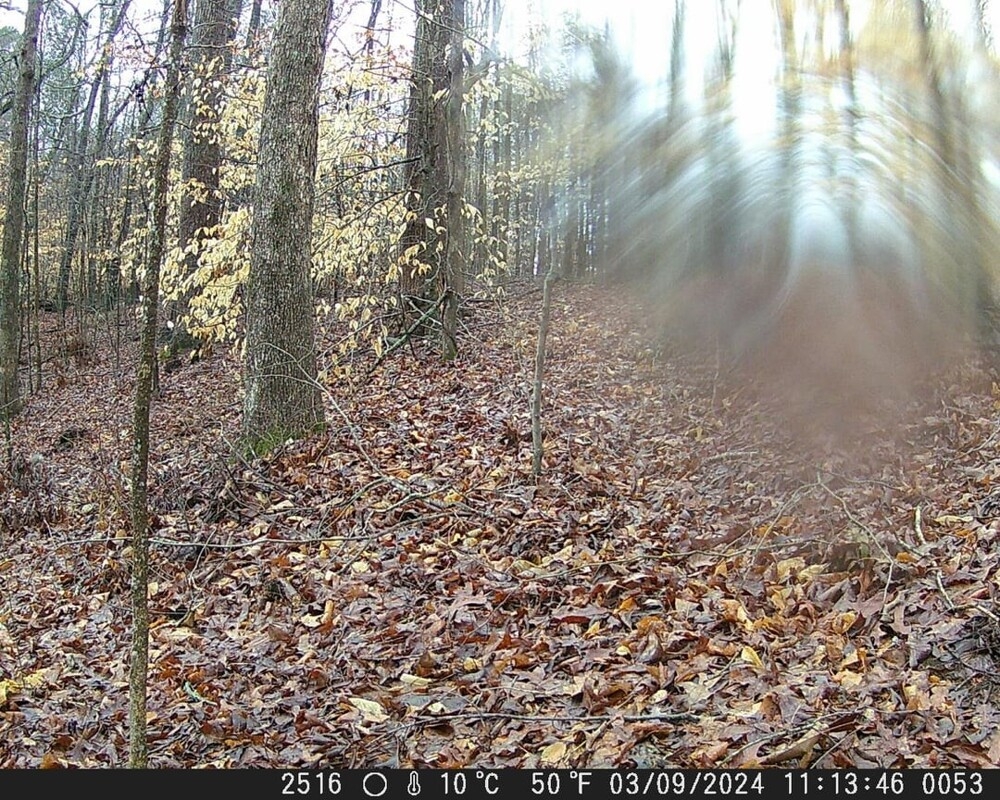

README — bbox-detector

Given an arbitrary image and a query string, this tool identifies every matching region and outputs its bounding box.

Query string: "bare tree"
[1,0,43,422]
[54,1,132,313]
[244,0,263,48]
[441,0,466,359]
[128,0,188,768]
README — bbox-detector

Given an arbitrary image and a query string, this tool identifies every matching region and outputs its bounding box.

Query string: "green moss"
[240,420,328,459]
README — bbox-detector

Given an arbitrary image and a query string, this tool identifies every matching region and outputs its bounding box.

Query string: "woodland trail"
[2,284,1000,767]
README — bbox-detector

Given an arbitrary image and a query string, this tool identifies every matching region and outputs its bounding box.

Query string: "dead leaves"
[0,669,47,709]
[5,287,1000,767]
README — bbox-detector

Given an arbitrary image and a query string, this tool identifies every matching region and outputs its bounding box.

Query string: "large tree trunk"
[0,0,43,421]
[129,0,188,768]
[172,0,240,344]
[242,0,331,450]
[399,0,451,307]
[399,0,466,358]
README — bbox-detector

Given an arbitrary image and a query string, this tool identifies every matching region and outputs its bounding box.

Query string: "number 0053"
[922,773,983,796]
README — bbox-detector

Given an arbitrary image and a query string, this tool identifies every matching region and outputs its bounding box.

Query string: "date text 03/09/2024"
[275,770,989,800]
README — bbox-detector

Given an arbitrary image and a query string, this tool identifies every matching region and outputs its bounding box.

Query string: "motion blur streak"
[537,1,1000,436]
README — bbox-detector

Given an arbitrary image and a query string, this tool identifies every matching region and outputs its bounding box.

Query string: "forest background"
[3,0,1000,770]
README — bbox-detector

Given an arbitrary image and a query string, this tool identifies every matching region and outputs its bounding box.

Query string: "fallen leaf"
[348,697,388,723]
[540,741,567,764]
[740,646,764,670]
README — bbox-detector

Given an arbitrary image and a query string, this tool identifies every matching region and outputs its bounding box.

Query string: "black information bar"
[1,769,995,798]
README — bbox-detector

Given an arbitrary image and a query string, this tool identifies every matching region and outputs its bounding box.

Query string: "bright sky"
[4,0,1000,129]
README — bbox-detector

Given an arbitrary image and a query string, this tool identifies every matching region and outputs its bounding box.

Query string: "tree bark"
[441,0,466,360]
[129,0,188,769]
[241,0,332,450]
[399,0,450,308]
[1,0,43,421]
[54,1,132,314]
[399,0,465,356]
[531,268,555,476]
[244,0,263,49]
[172,0,240,343]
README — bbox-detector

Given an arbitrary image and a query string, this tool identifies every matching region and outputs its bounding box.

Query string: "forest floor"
[2,283,1000,768]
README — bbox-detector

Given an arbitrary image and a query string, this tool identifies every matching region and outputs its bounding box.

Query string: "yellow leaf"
[935,514,973,525]
[840,649,861,668]
[832,611,858,634]
[835,670,863,688]
[348,697,388,723]
[776,557,805,580]
[21,670,45,690]
[400,673,433,688]
[740,646,764,670]
[769,588,790,612]
[798,564,825,582]
[636,616,666,634]
[0,669,45,708]
[542,544,573,565]
[540,741,567,764]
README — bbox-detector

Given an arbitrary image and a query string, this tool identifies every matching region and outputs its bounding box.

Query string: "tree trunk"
[399,0,465,356]
[913,0,990,331]
[531,268,555,476]
[1,0,43,421]
[362,0,383,103]
[399,0,450,309]
[244,0,263,48]
[668,0,687,126]
[129,0,188,769]
[172,0,240,344]
[833,0,859,266]
[242,0,332,451]
[55,2,132,314]
[441,0,466,360]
